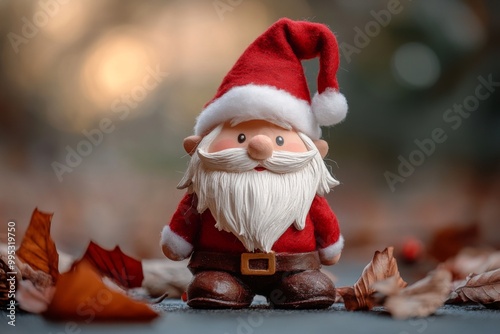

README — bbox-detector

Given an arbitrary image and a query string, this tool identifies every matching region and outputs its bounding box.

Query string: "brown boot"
[187,271,255,309]
[269,270,336,309]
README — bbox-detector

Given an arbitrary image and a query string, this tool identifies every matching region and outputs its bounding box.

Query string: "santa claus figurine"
[161,18,348,309]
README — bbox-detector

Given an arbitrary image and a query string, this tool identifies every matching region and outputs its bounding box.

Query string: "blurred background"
[1,0,499,266]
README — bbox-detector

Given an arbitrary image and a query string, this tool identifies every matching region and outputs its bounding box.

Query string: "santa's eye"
[275,136,284,146]
[237,133,246,143]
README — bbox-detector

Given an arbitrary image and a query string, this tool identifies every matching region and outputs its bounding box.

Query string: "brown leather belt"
[188,251,321,276]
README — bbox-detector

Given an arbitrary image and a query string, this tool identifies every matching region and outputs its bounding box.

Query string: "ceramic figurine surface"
[161,18,348,309]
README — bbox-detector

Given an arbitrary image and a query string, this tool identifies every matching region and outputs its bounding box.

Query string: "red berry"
[402,237,423,263]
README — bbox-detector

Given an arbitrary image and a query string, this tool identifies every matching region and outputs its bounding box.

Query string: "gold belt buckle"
[240,252,276,275]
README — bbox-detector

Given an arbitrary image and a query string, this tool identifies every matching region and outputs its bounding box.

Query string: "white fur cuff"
[160,226,193,260]
[318,235,344,261]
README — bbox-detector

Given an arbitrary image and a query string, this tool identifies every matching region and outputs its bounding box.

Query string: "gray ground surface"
[1,301,499,334]
[1,260,499,334]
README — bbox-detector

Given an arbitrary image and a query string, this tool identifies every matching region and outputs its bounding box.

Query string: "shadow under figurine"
[161,18,348,309]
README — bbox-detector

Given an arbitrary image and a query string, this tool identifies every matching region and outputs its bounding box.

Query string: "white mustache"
[196,148,317,174]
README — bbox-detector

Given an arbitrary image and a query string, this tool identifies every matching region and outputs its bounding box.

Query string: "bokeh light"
[80,26,157,112]
[392,42,441,89]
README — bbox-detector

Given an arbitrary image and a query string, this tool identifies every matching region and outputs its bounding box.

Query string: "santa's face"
[208,120,309,158]
[178,120,338,252]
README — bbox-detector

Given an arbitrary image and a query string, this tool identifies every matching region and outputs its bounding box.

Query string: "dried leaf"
[338,247,407,310]
[83,241,144,289]
[0,253,21,307]
[17,208,59,283]
[449,269,500,308]
[334,289,344,303]
[17,261,53,288]
[336,286,356,309]
[371,276,403,300]
[439,248,500,281]
[128,288,169,304]
[141,259,191,298]
[374,269,452,319]
[16,280,55,313]
[43,260,158,322]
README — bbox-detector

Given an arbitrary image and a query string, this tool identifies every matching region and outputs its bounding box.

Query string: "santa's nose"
[247,135,273,160]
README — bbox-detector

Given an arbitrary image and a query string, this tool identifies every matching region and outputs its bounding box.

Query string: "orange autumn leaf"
[83,241,144,289]
[439,248,500,281]
[17,208,59,283]
[338,247,407,311]
[43,260,158,322]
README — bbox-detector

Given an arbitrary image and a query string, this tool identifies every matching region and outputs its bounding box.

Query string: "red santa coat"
[162,193,344,263]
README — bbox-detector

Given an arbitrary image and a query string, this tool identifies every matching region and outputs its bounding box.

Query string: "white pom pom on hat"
[312,88,348,127]
[194,18,348,140]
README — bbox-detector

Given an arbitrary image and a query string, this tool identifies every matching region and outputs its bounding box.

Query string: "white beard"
[178,125,339,252]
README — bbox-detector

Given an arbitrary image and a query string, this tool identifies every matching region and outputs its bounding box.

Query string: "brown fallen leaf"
[43,259,158,322]
[373,269,452,319]
[127,288,169,304]
[17,261,53,288]
[141,259,191,299]
[6,207,163,318]
[0,254,21,307]
[439,248,500,281]
[447,268,500,309]
[64,256,191,302]
[334,291,344,304]
[83,241,144,289]
[16,280,55,313]
[17,208,59,283]
[3,209,59,308]
[338,247,407,310]
[1,242,74,306]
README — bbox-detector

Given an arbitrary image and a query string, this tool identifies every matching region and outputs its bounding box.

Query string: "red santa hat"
[194,18,347,140]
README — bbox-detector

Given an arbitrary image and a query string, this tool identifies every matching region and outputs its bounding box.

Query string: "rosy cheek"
[282,142,308,152]
[208,138,240,152]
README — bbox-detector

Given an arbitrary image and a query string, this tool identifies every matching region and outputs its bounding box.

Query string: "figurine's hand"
[161,244,190,261]
[318,236,344,266]
[160,226,194,261]
[320,252,341,266]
